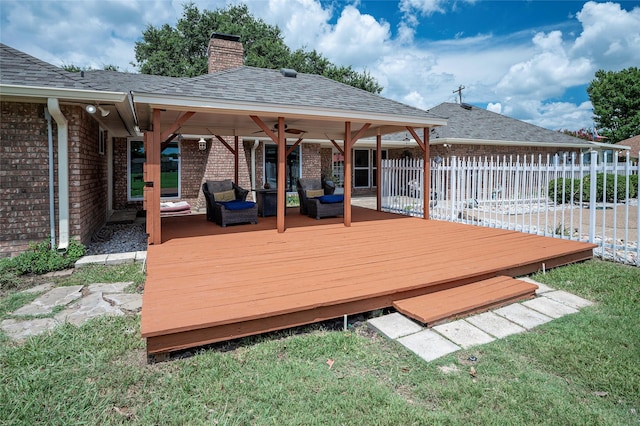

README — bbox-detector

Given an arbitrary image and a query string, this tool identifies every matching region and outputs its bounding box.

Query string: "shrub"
[629,174,638,199]
[548,178,582,204]
[0,239,86,277]
[582,173,629,202]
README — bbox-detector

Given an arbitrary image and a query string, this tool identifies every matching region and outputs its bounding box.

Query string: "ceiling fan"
[253,122,306,135]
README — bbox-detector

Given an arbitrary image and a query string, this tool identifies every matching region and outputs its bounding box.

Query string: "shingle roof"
[615,135,640,155]
[135,66,443,119]
[81,69,184,92]
[0,43,89,89]
[427,102,593,146]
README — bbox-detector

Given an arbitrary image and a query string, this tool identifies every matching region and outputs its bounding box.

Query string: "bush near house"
[548,173,638,204]
[0,240,85,290]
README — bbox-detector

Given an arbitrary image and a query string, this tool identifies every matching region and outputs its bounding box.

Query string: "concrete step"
[393,276,538,327]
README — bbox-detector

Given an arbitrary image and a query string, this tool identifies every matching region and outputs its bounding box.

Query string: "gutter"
[46,98,70,252]
[44,108,56,249]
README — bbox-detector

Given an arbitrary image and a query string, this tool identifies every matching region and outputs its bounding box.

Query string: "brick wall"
[301,143,321,179]
[0,102,107,257]
[208,36,244,73]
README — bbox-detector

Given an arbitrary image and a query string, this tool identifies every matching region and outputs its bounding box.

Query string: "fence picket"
[381,151,639,266]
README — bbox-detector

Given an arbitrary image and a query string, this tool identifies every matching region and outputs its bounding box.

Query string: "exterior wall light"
[198,137,208,151]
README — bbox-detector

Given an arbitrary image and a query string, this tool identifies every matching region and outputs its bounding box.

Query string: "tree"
[134,3,382,93]
[587,67,640,143]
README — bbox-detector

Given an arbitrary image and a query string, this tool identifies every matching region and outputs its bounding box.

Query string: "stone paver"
[368,312,423,339]
[105,252,136,265]
[86,282,132,294]
[517,277,555,294]
[21,282,55,294]
[522,296,579,319]
[493,304,553,329]
[12,285,83,316]
[397,329,461,362]
[1,318,59,340]
[433,319,495,348]
[544,290,594,309]
[103,293,142,312]
[55,292,124,326]
[465,311,526,338]
[74,254,108,267]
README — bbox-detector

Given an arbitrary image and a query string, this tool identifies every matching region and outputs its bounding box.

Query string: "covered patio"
[141,207,595,358]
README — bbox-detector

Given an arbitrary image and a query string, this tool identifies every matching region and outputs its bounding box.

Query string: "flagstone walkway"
[367,277,593,362]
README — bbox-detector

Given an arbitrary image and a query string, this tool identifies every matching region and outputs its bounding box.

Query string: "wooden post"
[423,127,430,220]
[234,136,239,185]
[146,109,162,244]
[344,122,352,226]
[277,117,286,233]
[376,130,382,212]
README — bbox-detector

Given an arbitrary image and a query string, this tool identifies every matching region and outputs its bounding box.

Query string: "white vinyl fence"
[381,151,639,266]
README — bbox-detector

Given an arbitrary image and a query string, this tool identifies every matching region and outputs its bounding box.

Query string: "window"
[353,149,387,188]
[98,127,105,155]
[128,139,180,201]
[264,144,301,192]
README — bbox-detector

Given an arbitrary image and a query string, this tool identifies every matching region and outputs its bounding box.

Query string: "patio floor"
[141,207,595,358]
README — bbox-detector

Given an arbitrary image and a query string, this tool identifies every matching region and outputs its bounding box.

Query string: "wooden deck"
[141,207,596,357]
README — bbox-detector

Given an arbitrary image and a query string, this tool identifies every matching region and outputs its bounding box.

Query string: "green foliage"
[582,173,630,203]
[134,3,382,93]
[0,240,86,278]
[587,67,640,143]
[547,178,582,204]
[549,174,638,204]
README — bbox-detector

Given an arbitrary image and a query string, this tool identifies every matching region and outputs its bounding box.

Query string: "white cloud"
[317,6,391,67]
[572,1,640,69]
[487,103,502,114]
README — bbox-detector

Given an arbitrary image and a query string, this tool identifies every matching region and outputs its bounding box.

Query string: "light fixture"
[85,105,97,114]
[198,137,207,151]
[97,106,110,117]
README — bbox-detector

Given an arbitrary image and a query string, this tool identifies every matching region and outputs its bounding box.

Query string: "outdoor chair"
[296,178,344,219]
[202,180,258,227]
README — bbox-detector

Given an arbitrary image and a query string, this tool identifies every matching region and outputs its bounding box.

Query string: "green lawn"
[0,260,638,425]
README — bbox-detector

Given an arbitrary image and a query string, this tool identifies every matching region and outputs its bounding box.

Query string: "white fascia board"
[0,84,126,102]
[590,141,629,150]
[131,92,448,128]
[430,137,596,149]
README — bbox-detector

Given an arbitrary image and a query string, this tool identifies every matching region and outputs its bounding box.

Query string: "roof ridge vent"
[460,103,473,110]
[280,68,297,78]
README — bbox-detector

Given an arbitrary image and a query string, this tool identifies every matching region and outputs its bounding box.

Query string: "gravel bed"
[86,222,148,255]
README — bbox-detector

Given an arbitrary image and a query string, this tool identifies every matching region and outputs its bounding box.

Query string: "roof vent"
[460,103,473,110]
[280,68,297,78]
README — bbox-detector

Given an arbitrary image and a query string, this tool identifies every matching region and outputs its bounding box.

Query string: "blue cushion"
[220,200,256,210]
[318,194,344,204]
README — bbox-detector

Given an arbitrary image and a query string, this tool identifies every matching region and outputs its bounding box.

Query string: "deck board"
[393,276,538,325]
[142,207,595,354]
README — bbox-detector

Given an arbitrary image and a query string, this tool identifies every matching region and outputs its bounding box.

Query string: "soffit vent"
[280,68,298,78]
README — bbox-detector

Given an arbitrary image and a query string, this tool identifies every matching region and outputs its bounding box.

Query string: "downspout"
[251,139,259,199]
[44,108,56,249]
[46,98,69,252]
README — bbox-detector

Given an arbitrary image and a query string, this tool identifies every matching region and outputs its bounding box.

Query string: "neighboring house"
[404,102,601,162]
[1,34,445,256]
[616,135,640,161]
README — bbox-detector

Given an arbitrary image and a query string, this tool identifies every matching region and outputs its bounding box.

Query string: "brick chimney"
[207,33,244,73]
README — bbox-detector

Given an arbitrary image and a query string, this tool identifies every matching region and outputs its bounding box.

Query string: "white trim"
[430,137,597,149]
[0,84,126,102]
[132,92,448,128]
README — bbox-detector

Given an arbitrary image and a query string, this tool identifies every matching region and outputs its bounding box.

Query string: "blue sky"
[1,0,639,131]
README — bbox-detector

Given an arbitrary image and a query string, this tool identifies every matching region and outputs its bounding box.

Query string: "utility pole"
[453,85,465,103]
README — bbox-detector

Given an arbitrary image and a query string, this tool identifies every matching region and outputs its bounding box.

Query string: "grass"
[0,260,638,425]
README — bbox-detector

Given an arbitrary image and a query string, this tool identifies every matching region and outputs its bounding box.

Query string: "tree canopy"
[587,67,640,144]
[134,3,382,94]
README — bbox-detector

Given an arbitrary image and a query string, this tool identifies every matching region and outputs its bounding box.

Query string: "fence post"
[589,150,597,243]
[450,156,457,221]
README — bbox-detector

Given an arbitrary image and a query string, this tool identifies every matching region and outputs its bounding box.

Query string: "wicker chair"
[296,178,344,219]
[202,180,258,227]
